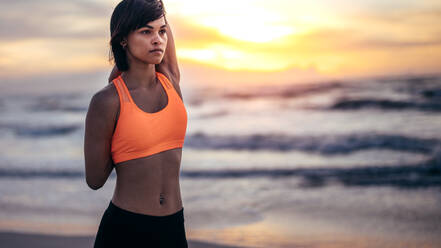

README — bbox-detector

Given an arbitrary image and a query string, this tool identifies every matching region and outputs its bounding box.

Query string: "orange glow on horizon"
[1,0,440,82]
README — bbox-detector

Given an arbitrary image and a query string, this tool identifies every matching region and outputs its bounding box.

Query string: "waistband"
[106,200,184,223]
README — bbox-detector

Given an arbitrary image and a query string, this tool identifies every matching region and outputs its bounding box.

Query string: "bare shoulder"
[93,83,118,104]
[88,83,119,118]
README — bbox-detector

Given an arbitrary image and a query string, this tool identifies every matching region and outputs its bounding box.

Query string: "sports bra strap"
[156,72,173,90]
[113,77,131,103]
[112,72,173,105]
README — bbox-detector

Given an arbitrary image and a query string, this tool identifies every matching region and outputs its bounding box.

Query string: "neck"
[121,63,157,89]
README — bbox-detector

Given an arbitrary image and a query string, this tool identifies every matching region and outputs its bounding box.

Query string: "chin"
[154,57,164,64]
[145,58,163,65]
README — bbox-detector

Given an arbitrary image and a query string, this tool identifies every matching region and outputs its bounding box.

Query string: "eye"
[142,30,151,34]
[160,29,166,34]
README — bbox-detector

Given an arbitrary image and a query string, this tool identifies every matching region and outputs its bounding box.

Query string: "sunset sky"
[1,0,440,85]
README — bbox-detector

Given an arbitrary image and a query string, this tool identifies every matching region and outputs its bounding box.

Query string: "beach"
[0,231,245,248]
[1,73,441,248]
[1,0,441,246]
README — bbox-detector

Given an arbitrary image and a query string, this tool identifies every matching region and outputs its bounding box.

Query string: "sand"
[0,231,246,248]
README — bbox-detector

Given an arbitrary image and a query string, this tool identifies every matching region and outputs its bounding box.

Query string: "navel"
[159,193,165,205]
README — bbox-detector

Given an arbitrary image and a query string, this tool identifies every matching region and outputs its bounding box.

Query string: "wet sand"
[0,231,247,248]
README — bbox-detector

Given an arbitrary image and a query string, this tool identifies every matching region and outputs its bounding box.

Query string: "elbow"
[87,181,103,191]
[88,182,102,191]
[87,180,102,190]
[85,175,103,190]
[84,158,113,190]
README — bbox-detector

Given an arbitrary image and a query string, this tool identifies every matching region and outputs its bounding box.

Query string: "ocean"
[0,72,440,248]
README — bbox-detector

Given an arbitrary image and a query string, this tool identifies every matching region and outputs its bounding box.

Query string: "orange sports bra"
[110,71,188,164]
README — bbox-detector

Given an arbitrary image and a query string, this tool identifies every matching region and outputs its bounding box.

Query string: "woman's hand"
[108,64,122,84]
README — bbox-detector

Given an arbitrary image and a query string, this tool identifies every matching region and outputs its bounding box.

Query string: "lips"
[150,49,163,53]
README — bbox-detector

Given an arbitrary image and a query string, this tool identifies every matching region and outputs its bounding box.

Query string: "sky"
[1,0,440,86]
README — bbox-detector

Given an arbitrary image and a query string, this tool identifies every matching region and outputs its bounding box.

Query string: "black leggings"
[94,200,188,248]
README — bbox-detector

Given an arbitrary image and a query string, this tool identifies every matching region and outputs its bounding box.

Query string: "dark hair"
[109,0,166,71]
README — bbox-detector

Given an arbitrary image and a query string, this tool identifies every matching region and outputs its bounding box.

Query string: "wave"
[0,169,83,178]
[1,146,439,190]
[422,88,441,100]
[221,81,344,100]
[193,74,441,103]
[328,98,441,112]
[29,95,87,112]
[186,132,439,155]
[0,124,438,155]
[184,163,441,189]
[0,123,81,137]
[1,162,439,189]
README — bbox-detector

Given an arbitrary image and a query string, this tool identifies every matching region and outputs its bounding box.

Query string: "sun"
[197,13,295,43]
[167,0,296,43]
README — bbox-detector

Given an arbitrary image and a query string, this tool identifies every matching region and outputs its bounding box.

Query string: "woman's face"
[124,16,168,66]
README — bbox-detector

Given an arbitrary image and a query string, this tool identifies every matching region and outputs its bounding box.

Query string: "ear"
[120,39,127,48]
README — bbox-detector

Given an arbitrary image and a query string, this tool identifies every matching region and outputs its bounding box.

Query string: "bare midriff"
[111,147,183,216]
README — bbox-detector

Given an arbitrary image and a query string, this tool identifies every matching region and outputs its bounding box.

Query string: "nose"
[152,33,163,45]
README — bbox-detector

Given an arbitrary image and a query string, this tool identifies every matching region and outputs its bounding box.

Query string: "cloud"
[340,7,441,49]
[0,0,111,41]
[1,0,440,80]
[167,15,233,47]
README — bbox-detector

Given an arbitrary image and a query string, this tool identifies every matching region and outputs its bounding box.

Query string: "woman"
[84,0,188,247]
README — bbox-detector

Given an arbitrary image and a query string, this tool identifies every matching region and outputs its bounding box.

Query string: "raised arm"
[155,17,181,85]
